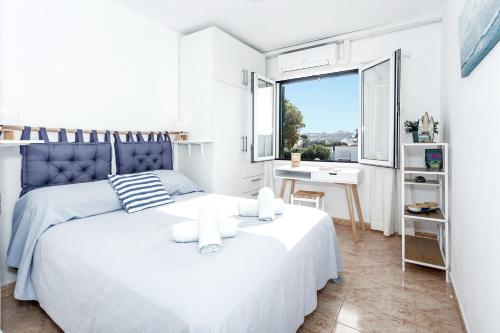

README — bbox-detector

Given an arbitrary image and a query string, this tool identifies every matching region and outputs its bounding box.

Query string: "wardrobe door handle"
[244,136,248,152]
[251,178,261,182]
[242,69,247,86]
[241,136,245,152]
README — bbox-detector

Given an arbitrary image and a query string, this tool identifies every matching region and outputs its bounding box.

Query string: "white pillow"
[108,171,174,213]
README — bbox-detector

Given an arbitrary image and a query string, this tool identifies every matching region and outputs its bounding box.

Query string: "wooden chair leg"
[351,184,365,231]
[345,184,359,243]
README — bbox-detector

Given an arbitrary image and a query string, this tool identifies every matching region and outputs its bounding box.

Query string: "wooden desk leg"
[279,179,288,199]
[351,184,365,231]
[345,184,359,243]
[289,179,296,202]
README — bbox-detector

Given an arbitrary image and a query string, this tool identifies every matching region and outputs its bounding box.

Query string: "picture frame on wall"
[459,0,500,77]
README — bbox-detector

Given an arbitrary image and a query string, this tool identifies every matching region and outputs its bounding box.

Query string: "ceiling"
[113,0,445,52]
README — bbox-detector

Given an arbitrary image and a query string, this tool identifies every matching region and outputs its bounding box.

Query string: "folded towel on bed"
[238,198,285,217]
[258,187,275,221]
[198,206,222,255]
[172,219,238,243]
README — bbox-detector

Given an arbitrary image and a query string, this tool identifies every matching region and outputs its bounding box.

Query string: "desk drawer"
[311,171,357,184]
[240,174,264,194]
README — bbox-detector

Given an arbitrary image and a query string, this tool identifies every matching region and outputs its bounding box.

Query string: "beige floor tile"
[332,322,360,333]
[415,307,464,333]
[337,302,416,333]
[301,309,337,333]
[316,292,343,318]
[1,296,62,333]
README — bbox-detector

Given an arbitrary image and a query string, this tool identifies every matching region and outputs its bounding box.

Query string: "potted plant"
[404,120,419,142]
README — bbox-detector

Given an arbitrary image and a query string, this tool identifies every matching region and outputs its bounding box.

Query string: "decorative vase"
[412,131,418,143]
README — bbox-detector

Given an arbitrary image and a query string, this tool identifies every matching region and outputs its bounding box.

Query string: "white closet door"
[212,27,265,90]
[212,80,247,195]
[359,49,401,168]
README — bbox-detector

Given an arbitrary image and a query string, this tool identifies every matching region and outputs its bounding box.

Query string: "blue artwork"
[459,0,500,77]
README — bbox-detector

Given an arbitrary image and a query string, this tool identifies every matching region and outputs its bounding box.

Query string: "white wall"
[267,22,442,232]
[0,0,180,286]
[441,0,500,331]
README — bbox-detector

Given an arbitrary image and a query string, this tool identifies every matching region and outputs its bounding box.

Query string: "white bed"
[31,192,342,333]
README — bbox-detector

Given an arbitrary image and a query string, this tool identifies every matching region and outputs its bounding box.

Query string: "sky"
[282,72,359,133]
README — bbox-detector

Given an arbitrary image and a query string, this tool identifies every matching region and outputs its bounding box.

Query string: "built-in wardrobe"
[178,27,266,197]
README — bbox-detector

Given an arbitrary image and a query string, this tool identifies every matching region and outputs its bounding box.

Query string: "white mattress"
[31,192,342,333]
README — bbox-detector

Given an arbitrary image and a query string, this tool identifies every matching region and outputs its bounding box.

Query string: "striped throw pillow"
[108,171,174,213]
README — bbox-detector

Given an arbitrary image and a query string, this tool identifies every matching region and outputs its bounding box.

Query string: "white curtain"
[263,161,275,190]
[368,166,399,236]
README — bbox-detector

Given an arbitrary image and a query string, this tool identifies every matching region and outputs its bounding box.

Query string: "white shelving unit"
[401,143,449,282]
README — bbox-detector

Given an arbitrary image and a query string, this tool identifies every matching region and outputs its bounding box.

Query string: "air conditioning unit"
[277,44,338,73]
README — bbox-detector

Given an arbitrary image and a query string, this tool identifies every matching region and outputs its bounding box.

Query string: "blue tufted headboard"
[113,131,173,174]
[19,127,112,196]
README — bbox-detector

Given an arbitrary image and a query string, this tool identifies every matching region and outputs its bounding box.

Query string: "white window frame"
[358,49,401,168]
[252,73,276,162]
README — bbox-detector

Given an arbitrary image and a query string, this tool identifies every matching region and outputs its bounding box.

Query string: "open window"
[359,49,401,168]
[251,73,276,162]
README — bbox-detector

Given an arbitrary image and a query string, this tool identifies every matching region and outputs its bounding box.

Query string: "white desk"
[274,165,365,243]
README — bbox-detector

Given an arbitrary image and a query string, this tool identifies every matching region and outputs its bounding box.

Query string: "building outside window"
[278,70,359,162]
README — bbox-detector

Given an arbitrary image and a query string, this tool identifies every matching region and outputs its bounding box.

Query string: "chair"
[291,190,325,210]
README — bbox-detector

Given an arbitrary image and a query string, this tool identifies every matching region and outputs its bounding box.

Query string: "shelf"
[404,206,446,222]
[172,140,212,156]
[403,167,446,175]
[0,140,44,148]
[404,235,445,268]
[404,179,440,186]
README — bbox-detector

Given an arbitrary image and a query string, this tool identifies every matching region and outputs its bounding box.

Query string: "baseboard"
[449,272,470,333]
[1,282,15,298]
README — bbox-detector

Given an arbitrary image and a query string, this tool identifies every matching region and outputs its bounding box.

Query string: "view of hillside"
[280,72,359,162]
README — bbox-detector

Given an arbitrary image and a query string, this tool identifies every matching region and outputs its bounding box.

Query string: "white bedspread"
[31,192,342,333]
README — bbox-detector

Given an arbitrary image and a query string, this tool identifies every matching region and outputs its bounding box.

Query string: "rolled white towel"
[198,206,222,255]
[238,199,285,217]
[258,187,275,221]
[172,219,238,243]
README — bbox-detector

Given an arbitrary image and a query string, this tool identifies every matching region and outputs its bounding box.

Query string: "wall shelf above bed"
[0,139,44,148]
[173,140,212,157]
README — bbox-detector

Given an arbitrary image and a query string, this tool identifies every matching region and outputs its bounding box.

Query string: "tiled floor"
[1,224,464,333]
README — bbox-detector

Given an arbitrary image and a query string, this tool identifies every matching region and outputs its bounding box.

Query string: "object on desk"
[291,190,325,210]
[291,153,301,167]
[414,176,426,183]
[425,149,443,170]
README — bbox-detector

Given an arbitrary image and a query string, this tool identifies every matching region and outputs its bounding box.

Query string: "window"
[278,71,359,162]
[251,49,400,167]
[359,49,401,168]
